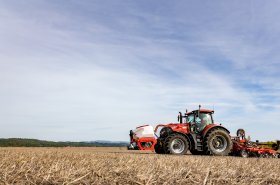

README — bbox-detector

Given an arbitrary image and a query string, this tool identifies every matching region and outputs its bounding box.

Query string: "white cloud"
[0,1,280,141]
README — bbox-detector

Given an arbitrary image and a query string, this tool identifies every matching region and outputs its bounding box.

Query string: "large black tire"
[154,142,165,154]
[164,134,189,155]
[204,129,233,156]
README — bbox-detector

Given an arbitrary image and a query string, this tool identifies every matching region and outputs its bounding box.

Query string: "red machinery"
[128,106,280,158]
[232,129,279,158]
[128,125,157,150]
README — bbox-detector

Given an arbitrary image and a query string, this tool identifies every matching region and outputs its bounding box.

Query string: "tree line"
[0,138,128,147]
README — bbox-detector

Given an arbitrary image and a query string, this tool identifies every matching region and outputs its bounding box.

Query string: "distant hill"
[0,138,129,147]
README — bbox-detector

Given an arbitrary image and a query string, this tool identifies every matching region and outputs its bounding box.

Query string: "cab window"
[196,113,213,125]
[187,114,195,123]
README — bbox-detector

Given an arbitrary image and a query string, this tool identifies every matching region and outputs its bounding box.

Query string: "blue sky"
[0,0,280,141]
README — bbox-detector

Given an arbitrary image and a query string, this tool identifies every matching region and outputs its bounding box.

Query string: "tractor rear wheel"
[204,129,232,156]
[164,134,189,155]
[154,142,165,154]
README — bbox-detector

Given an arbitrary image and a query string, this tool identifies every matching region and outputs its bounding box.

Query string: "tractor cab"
[188,109,214,133]
[178,106,214,133]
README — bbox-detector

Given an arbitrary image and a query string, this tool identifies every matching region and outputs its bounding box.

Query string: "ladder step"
[196,134,203,151]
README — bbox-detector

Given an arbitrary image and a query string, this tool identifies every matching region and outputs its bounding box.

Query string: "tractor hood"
[154,123,190,134]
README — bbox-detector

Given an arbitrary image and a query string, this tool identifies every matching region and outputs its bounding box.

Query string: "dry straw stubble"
[0,147,279,185]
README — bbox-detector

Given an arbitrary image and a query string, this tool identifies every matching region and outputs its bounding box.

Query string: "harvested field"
[0,147,279,185]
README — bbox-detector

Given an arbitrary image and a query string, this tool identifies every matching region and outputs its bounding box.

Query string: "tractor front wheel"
[164,134,189,155]
[204,129,232,156]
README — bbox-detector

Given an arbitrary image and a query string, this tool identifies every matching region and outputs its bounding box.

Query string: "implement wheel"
[240,150,249,158]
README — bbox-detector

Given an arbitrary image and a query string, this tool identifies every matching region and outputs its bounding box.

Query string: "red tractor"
[128,106,233,156]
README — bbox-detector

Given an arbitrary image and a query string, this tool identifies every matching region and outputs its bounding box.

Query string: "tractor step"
[196,135,203,151]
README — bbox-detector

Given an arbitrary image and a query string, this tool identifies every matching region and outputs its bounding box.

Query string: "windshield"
[195,113,213,132]
[186,113,213,125]
[196,113,213,125]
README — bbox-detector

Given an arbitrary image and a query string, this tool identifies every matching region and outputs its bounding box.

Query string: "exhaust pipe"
[198,105,201,117]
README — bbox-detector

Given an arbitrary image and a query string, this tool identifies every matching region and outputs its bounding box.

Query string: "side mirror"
[178,112,182,123]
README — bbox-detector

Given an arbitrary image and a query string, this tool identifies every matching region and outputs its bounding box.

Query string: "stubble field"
[0,147,279,185]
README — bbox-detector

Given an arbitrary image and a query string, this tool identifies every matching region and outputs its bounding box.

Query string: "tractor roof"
[186,109,214,115]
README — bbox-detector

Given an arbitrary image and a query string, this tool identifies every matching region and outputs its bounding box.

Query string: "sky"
[0,0,280,142]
